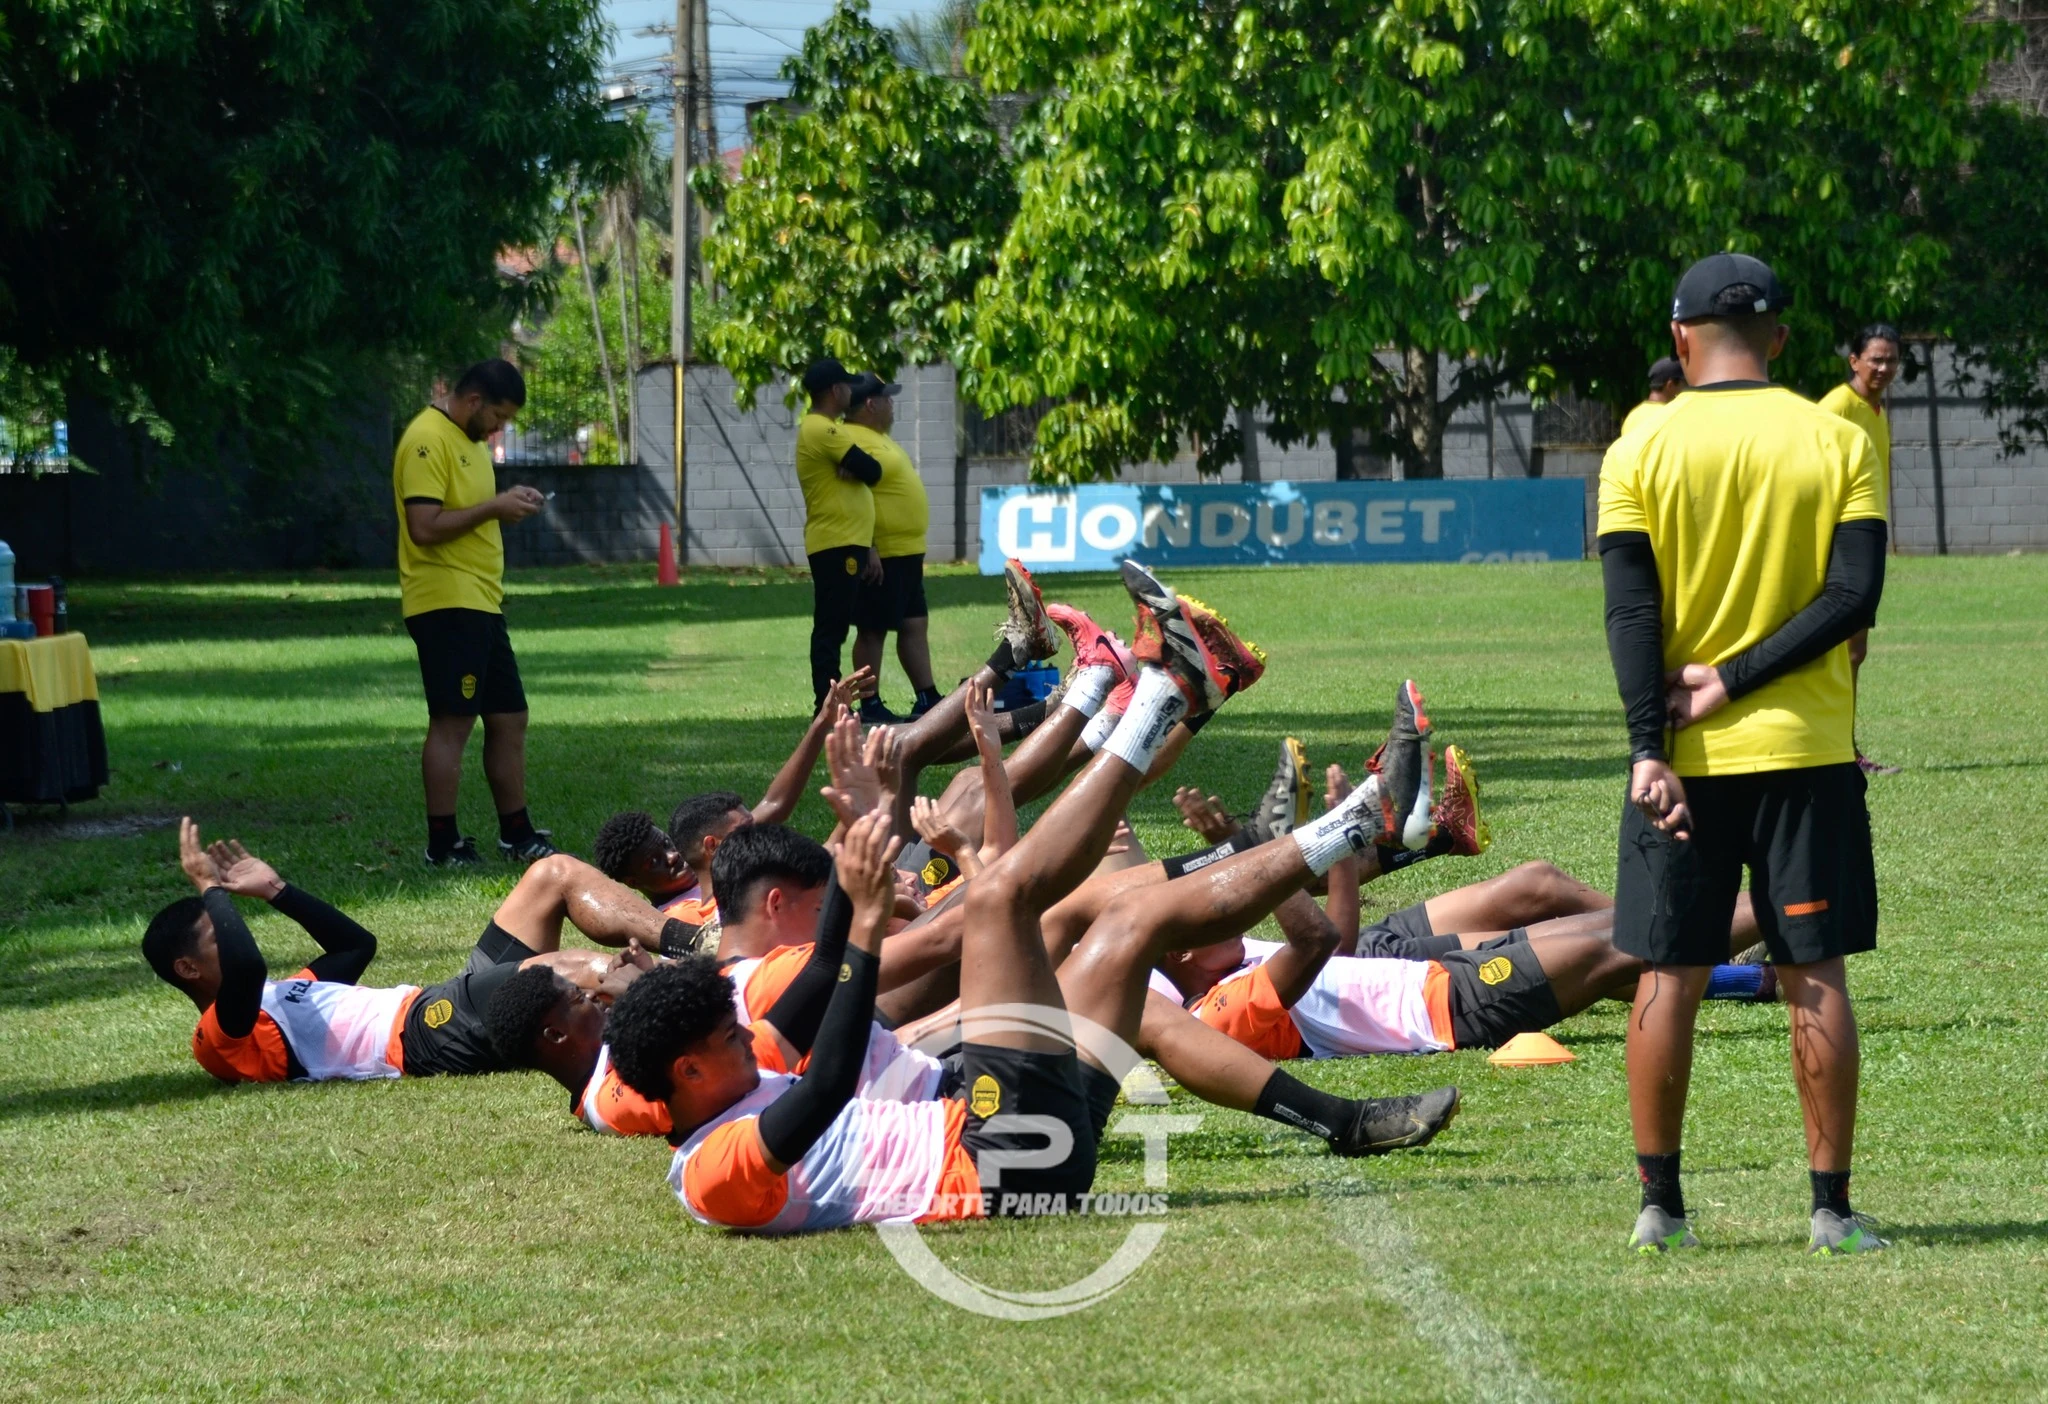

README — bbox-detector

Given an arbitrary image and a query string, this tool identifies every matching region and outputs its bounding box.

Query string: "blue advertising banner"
[978,478,1585,574]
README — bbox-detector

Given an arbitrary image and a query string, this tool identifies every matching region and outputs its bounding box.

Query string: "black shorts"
[1440,938,1562,1050]
[853,554,928,632]
[956,1043,1117,1215]
[1354,902,1461,961]
[398,923,538,1076]
[405,608,526,717]
[1614,762,1878,967]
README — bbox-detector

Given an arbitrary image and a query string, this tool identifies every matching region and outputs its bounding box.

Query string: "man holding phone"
[393,358,558,867]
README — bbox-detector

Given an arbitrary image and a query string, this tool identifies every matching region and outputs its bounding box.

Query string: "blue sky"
[602,0,942,152]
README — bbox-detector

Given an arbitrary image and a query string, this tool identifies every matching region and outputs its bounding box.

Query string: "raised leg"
[1422,860,1610,943]
[489,853,666,952]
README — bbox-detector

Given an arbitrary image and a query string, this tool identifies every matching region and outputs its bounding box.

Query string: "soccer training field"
[3,558,2044,1401]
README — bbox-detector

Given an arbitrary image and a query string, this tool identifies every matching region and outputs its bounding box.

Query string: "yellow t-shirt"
[393,408,503,617]
[1619,399,1674,437]
[1815,383,1891,519]
[1596,384,1884,777]
[846,423,928,558]
[795,413,876,556]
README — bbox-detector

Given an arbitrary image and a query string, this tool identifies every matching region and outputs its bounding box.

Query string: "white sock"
[1290,775,1383,876]
[1061,664,1117,721]
[1101,668,1189,773]
[1081,703,1121,753]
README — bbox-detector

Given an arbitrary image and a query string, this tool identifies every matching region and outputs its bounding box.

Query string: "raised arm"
[207,838,378,986]
[753,670,875,826]
[1260,890,1344,1010]
[964,682,1017,865]
[757,877,856,1058]
[181,819,267,1038]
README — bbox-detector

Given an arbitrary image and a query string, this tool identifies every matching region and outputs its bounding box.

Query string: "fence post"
[1923,345,1947,557]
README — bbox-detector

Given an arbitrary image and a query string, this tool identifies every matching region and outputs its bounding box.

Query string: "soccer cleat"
[1120,558,1210,708]
[1430,744,1491,856]
[1368,680,1435,850]
[424,836,485,868]
[1255,737,1313,843]
[1730,940,1770,966]
[1000,558,1059,662]
[1329,1086,1460,1157]
[1808,1208,1888,1256]
[1630,1205,1700,1253]
[499,830,560,863]
[1046,602,1135,679]
[1177,595,1266,704]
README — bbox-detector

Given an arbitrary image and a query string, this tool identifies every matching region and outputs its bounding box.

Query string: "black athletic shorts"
[1354,902,1461,961]
[1441,937,1561,1050]
[956,1043,1117,1215]
[405,608,527,717]
[1614,762,1878,967]
[398,923,538,1076]
[853,553,928,632]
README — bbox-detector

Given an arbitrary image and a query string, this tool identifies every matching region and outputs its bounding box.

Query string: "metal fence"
[387,357,640,468]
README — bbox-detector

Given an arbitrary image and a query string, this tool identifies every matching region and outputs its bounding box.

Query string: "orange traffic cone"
[1488,1032,1576,1067]
[657,521,680,586]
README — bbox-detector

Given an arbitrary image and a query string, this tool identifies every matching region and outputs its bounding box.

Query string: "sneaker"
[1329,1086,1460,1156]
[1856,753,1902,777]
[424,836,485,868]
[859,698,904,725]
[1730,940,1770,966]
[499,830,559,863]
[1808,1207,1888,1256]
[1255,737,1312,843]
[1119,558,1206,701]
[1178,595,1266,704]
[1046,602,1134,679]
[1000,558,1059,662]
[1368,680,1434,850]
[910,694,940,719]
[1630,1204,1700,1254]
[1430,743,1490,856]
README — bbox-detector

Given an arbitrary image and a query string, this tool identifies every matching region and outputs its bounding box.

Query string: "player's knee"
[1510,861,1584,914]
[527,852,584,895]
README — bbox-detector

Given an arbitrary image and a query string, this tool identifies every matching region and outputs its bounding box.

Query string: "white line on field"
[1316,1181,1553,1404]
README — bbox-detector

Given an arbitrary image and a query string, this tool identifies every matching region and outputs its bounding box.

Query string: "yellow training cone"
[1488,1032,1576,1067]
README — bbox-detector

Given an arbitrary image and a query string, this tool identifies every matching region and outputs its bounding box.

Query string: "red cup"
[22,584,53,637]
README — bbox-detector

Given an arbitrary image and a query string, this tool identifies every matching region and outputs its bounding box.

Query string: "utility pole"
[669,0,694,562]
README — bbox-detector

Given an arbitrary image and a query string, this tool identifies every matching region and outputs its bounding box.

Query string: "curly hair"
[593,810,663,881]
[604,957,736,1102]
[709,823,831,923]
[483,965,571,1067]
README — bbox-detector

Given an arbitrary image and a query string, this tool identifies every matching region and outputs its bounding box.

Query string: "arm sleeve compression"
[758,878,854,1057]
[270,884,379,986]
[204,887,270,1039]
[756,945,880,1167]
[1715,519,1887,702]
[839,444,883,486]
[1599,531,1668,764]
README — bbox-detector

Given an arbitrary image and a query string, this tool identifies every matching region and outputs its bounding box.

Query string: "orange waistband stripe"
[1784,899,1830,916]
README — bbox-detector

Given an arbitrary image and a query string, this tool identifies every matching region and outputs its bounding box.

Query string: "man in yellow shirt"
[843,373,938,719]
[1816,323,1902,775]
[1618,357,1685,437]
[794,358,883,712]
[393,359,556,867]
[1598,254,1887,1257]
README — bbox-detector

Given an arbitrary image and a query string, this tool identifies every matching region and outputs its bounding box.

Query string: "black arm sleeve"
[1599,531,1669,764]
[270,884,379,986]
[838,444,883,486]
[759,878,853,1057]
[1716,519,1887,702]
[204,888,270,1039]
[756,945,879,1167]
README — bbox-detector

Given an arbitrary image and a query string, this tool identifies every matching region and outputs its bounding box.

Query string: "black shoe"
[859,699,904,725]
[499,830,559,863]
[1367,680,1434,851]
[424,836,485,868]
[1329,1086,1460,1157]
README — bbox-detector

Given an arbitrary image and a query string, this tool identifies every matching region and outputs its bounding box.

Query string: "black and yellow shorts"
[956,1043,1115,1213]
[398,923,537,1076]
[405,608,526,717]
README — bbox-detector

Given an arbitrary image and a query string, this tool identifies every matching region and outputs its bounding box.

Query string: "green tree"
[963,0,2003,481]
[694,0,1014,407]
[0,0,633,461]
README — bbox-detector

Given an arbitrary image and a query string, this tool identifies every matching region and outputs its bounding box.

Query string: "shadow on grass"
[0,1069,226,1123]
[1891,1220,2048,1246]
[0,945,159,1011]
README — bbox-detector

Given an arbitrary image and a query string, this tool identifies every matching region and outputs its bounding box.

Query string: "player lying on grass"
[595,561,1458,1230]
[142,818,691,1084]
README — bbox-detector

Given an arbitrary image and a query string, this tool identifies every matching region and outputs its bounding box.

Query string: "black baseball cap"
[846,372,901,407]
[1670,253,1791,322]
[801,357,856,398]
[1647,357,1684,388]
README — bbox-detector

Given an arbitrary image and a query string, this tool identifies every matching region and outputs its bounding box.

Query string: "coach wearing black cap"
[796,358,884,710]
[1598,253,1889,1256]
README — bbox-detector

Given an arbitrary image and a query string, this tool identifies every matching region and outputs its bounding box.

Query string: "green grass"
[3,558,2046,1402]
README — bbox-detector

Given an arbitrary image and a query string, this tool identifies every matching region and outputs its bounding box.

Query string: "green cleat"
[1808,1208,1888,1256]
[1630,1205,1700,1254]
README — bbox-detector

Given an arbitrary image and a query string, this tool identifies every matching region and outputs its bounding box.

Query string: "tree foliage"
[0,0,633,460]
[694,0,1013,408]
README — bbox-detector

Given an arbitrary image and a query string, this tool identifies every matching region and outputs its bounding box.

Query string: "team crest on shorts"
[844,557,859,575]
[460,674,478,700]
[1478,957,1513,986]
[423,998,454,1028]
[970,1074,1001,1118]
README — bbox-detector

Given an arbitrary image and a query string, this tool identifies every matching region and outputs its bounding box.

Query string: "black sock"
[427,813,459,856]
[1161,828,1262,881]
[1638,1151,1685,1217]
[1181,709,1213,734]
[497,807,536,845]
[1374,838,1448,873]
[915,686,942,706]
[984,636,1021,677]
[1253,1069,1354,1141]
[1810,1169,1852,1217]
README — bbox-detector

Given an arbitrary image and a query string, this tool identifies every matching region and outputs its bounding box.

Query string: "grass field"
[3,557,2046,1402]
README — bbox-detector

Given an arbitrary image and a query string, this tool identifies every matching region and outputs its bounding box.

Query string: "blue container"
[1,619,34,640]
[0,541,13,621]
[996,660,1061,712]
